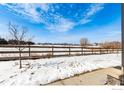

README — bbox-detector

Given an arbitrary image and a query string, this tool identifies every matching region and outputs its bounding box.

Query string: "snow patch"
[0,54,121,85]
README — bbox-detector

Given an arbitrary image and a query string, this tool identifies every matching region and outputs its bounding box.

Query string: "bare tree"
[80,38,89,46]
[101,41,121,49]
[8,22,32,69]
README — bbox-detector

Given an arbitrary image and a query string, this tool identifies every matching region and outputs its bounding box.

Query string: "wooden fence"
[0,45,122,61]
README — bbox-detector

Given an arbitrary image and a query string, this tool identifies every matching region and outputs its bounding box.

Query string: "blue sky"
[0,3,121,44]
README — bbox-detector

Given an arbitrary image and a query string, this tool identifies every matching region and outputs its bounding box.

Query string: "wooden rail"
[0,45,121,61]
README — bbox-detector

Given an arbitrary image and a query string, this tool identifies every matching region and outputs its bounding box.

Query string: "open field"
[0,53,121,85]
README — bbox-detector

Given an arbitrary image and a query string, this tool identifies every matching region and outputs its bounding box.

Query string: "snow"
[0,53,121,86]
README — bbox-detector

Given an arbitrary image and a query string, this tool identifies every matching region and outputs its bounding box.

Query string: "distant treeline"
[100,41,121,49]
[37,43,80,46]
[0,37,121,49]
[0,37,35,45]
[0,37,80,45]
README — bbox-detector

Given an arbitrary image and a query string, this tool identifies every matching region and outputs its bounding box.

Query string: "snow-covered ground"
[0,53,121,86]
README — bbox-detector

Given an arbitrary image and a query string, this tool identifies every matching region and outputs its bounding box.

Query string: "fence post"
[81,47,83,55]
[112,48,114,53]
[92,48,93,54]
[117,48,119,54]
[28,44,31,58]
[116,48,117,53]
[69,46,71,56]
[52,46,54,57]
[107,49,108,54]
[100,48,101,54]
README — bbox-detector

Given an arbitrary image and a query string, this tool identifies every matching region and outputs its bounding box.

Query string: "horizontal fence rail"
[0,45,121,61]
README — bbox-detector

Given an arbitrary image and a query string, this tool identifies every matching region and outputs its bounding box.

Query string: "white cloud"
[84,4,104,18]
[40,4,50,12]
[0,3,105,32]
[0,3,50,23]
[47,18,75,32]
[1,3,75,32]
[80,19,91,24]
[80,4,104,24]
